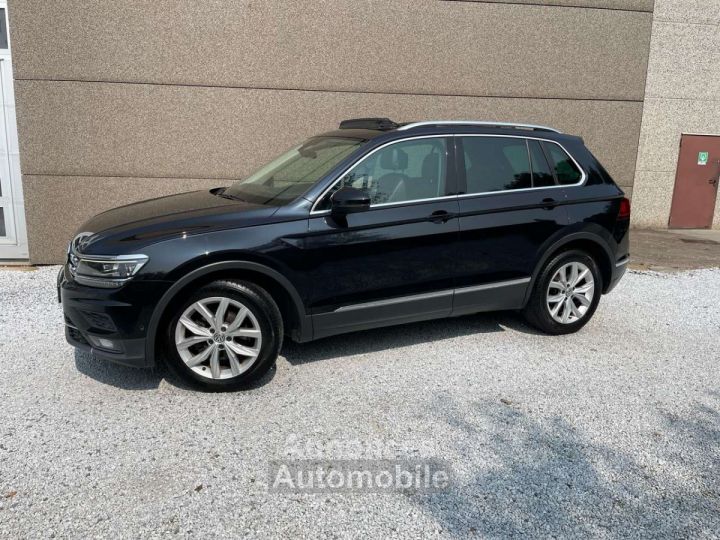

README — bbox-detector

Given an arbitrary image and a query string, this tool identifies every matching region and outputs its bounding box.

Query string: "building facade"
[632,1,720,229]
[0,0,716,264]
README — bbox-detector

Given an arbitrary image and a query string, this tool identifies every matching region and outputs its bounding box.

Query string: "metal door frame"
[0,0,28,260]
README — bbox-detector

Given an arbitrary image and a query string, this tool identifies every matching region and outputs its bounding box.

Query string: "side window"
[528,140,556,187]
[319,138,448,209]
[543,142,583,185]
[462,137,531,193]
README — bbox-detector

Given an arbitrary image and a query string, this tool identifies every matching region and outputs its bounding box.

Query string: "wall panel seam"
[438,0,653,14]
[651,19,719,27]
[24,171,646,182]
[13,78,646,104]
[644,95,720,103]
[23,173,240,181]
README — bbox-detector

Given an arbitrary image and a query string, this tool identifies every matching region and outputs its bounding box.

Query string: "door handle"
[541,197,558,209]
[709,162,719,186]
[428,210,454,224]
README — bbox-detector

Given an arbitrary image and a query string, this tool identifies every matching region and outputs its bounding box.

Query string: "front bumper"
[58,267,172,368]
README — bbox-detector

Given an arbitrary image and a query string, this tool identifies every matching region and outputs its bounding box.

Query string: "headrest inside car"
[380,147,408,170]
[422,153,440,179]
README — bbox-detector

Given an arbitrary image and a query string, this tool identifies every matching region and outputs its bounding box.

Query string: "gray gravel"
[1,266,719,538]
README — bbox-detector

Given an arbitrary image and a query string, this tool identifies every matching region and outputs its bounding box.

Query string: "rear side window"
[461,137,567,194]
[543,142,583,185]
[462,137,532,193]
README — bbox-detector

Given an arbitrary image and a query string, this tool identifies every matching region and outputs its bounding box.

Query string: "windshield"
[223,137,365,205]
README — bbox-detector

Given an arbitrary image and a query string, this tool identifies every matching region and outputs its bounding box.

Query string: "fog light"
[87,335,119,352]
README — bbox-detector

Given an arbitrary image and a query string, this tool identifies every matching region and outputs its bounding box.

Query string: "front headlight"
[72,255,149,288]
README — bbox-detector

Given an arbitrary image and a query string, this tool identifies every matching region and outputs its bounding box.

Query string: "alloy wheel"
[174,296,262,379]
[546,261,595,324]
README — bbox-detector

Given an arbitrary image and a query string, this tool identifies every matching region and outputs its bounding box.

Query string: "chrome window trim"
[398,120,561,133]
[456,134,587,199]
[310,134,586,215]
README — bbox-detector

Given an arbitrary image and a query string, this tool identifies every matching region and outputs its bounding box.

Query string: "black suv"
[59,118,630,391]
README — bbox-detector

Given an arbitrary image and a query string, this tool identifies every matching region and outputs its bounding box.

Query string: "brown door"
[669,134,720,229]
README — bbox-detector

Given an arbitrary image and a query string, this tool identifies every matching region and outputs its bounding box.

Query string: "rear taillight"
[618,197,631,220]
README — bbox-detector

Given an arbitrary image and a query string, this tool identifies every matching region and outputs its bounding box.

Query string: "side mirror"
[331,187,371,216]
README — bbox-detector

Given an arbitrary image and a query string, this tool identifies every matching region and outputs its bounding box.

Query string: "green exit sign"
[698,151,709,166]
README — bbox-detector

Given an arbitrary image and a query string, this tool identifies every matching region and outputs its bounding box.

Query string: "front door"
[304,136,459,339]
[669,134,720,229]
[0,3,28,260]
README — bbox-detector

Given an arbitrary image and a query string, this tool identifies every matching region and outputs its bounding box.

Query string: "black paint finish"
[59,124,629,368]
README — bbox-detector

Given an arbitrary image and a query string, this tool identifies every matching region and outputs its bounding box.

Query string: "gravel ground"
[1,266,719,538]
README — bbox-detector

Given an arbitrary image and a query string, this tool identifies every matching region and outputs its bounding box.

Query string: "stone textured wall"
[632,0,720,229]
[8,0,653,262]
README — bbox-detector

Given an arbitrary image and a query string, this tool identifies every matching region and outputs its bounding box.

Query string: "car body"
[59,118,630,390]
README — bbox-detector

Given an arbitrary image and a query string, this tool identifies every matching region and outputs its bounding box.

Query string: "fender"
[144,260,311,365]
[523,230,615,305]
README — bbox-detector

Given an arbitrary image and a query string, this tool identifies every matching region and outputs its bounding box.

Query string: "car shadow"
[74,349,164,391]
[73,311,538,388]
[281,310,544,366]
[74,349,278,392]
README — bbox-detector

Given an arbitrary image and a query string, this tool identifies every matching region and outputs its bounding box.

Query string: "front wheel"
[164,280,283,391]
[522,250,602,335]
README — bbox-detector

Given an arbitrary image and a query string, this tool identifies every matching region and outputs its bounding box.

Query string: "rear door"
[303,136,460,338]
[453,135,572,315]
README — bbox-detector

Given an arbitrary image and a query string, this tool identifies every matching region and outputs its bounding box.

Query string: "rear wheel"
[164,280,283,391]
[522,250,602,335]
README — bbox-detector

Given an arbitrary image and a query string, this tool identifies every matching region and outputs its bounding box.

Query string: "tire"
[164,280,283,392]
[522,249,603,335]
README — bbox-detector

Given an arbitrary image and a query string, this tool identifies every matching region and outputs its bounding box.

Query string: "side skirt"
[452,278,531,317]
[311,278,531,340]
[312,290,453,340]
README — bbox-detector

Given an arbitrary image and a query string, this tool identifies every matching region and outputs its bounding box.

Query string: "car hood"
[76,189,276,255]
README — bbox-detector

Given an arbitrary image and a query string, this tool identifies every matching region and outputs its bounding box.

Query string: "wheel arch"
[145,261,312,366]
[524,232,614,305]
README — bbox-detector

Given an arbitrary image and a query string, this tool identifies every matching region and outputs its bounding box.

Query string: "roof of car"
[317,128,387,140]
[317,118,579,143]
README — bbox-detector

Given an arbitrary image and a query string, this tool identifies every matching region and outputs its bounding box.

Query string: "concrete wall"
[632,0,720,229]
[8,0,653,263]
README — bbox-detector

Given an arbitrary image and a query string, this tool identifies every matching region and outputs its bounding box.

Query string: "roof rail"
[397,121,561,133]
